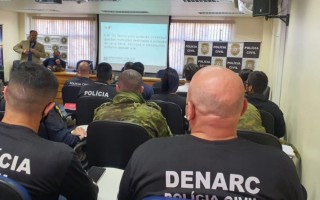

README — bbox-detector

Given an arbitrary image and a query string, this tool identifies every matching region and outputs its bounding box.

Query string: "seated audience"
[42,50,66,72]
[0,99,86,148]
[152,69,166,89]
[94,69,172,138]
[177,63,201,93]
[237,68,266,133]
[118,66,303,200]
[131,62,154,100]
[78,62,116,99]
[0,62,98,200]
[64,61,93,87]
[246,71,286,138]
[239,68,253,83]
[150,67,186,116]
[40,103,86,148]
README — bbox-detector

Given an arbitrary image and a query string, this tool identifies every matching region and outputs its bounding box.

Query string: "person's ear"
[43,102,55,117]
[140,86,144,94]
[240,99,248,116]
[186,101,195,121]
[116,84,120,92]
[3,86,8,101]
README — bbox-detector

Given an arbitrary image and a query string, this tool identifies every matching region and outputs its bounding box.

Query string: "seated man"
[245,71,286,138]
[42,50,66,72]
[78,62,116,99]
[40,103,86,148]
[131,62,154,100]
[94,69,172,138]
[64,61,93,87]
[0,62,98,199]
[118,66,303,200]
[177,63,201,93]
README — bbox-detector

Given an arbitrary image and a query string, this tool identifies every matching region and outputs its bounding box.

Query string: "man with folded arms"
[0,62,98,200]
[118,66,304,200]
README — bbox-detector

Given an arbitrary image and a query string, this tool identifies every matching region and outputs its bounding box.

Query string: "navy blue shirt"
[43,57,66,68]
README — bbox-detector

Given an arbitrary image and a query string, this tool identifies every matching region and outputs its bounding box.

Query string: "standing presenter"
[13,30,45,64]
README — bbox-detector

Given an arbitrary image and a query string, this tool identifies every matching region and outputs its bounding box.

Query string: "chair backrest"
[86,120,151,169]
[150,100,184,135]
[0,111,4,121]
[262,86,270,100]
[237,130,282,150]
[0,175,31,200]
[76,60,94,71]
[12,60,20,70]
[259,109,275,135]
[176,92,187,97]
[75,96,112,125]
[61,85,82,107]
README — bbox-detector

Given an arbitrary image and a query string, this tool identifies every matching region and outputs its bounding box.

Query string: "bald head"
[117,69,143,93]
[78,62,91,77]
[188,66,245,118]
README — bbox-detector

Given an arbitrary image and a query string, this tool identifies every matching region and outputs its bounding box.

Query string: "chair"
[0,175,31,200]
[0,111,4,121]
[237,130,282,150]
[149,100,184,135]
[75,96,112,125]
[177,92,187,97]
[61,85,81,111]
[12,60,20,70]
[76,60,94,71]
[262,86,270,100]
[259,109,275,135]
[86,120,151,169]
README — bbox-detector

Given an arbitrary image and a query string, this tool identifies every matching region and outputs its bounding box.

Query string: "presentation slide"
[99,15,169,73]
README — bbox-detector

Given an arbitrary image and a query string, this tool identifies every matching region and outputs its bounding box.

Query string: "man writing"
[13,30,45,64]
[42,50,66,72]
[0,62,98,200]
[118,66,303,200]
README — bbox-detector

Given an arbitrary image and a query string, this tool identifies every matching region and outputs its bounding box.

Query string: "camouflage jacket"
[93,91,172,138]
[237,102,266,133]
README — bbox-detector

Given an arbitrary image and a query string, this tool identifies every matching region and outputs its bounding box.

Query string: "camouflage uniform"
[93,91,172,138]
[237,102,266,133]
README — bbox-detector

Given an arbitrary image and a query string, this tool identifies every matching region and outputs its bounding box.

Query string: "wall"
[280,0,320,199]
[0,10,20,82]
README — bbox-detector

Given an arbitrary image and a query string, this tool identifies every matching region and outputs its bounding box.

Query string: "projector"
[35,0,62,4]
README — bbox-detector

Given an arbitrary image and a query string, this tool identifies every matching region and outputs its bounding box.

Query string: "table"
[87,167,124,200]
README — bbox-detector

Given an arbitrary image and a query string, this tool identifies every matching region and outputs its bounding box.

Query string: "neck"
[2,111,41,133]
[190,115,239,141]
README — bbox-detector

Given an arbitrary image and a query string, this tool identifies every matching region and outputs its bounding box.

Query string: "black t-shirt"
[118,135,304,200]
[0,122,98,200]
[246,93,286,138]
[64,77,94,87]
[78,81,117,99]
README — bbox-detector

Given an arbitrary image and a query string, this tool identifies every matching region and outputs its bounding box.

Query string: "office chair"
[0,175,31,200]
[75,96,112,125]
[76,60,94,71]
[0,111,4,121]
[262,86,270,100]
[259,109,275,135]
[237,130,282,150]
[149,100,184,135]
[12,60,20,70]
[86,120,151,169]
[61,85,81,112]
[177,92,187,97]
